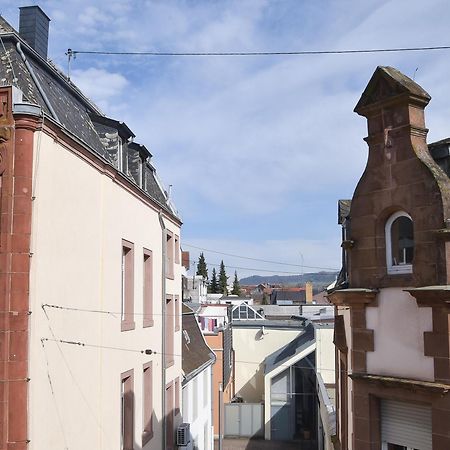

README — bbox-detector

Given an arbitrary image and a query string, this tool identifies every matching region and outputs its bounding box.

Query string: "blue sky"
[3,0,450,279]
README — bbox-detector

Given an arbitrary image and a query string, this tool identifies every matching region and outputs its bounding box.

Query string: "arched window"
[385,211,414,274]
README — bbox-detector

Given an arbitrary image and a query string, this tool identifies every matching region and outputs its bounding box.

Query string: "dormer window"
[385,211,414,274]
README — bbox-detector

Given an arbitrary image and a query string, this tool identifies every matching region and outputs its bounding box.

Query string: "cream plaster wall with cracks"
[28,131,182,450]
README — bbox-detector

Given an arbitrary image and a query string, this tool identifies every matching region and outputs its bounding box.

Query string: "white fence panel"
[224,403,264,438]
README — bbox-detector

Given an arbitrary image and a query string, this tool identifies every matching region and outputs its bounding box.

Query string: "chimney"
[19,6,50,59]
[181,251,190,271]
[305,281,313,304]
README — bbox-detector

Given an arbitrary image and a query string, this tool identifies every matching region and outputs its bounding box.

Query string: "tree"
[231,271,241,295]
[262,293,269,305]
[196,252,208,280]
[218,260,228,295]
[209,268,219,293]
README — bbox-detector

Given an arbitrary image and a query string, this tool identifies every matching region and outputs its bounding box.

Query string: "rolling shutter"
[381,399,432,450]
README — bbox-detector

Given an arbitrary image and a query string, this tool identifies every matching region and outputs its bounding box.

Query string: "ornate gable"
[354,66,431,115]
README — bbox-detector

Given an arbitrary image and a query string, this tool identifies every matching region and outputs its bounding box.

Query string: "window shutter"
[381,399,432,450]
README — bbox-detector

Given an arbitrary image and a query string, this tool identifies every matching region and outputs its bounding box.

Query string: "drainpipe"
[158,211,167,450]
[16,42,60,122]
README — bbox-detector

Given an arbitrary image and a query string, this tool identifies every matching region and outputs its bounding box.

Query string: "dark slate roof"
[0,16,14,33]
[0,14,178,219]
[182,312,215,383]
[264,322,315,374]
[270,289,306,304]
[338,199,351,224]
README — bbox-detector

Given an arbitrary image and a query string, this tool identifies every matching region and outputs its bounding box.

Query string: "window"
[174,295,180,332]
[165,296,174,368]
[231,303,264,321]
[166,230,174,279]
[174,235,180,264]
[385,211,414,274]
[121,240,135,331]
[143,249,153,328]
[142,363,153,446]
[121,370,134,450]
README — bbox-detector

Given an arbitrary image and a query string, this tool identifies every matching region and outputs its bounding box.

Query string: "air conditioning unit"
[178,442,193,450]
[177,423,191,446]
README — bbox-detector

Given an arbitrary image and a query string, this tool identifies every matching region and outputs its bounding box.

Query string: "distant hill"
[239,272,338,289]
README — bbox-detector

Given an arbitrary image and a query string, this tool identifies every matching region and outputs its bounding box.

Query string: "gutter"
[181,354,216,386]
[158,211,167,450]
[16,41,60,122]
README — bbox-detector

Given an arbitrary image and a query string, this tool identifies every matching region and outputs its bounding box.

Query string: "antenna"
[65,48,75,80]
[413,67,419,81]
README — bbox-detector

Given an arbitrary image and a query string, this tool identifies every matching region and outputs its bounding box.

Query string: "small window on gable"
[385,211,414,274]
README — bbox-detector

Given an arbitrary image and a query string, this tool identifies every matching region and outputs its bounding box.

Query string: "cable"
[42,338,153,355]
[69,45,450,57]
[42,303,181,318]
[41,307,114,447]
[184,244,339,271]
[190,261,309,275]
[41,336,342,375]
[41,339,69,450]
[42,303,332,319]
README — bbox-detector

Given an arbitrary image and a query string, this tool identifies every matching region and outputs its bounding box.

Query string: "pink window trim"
[142,362,153,446]
[121,369,134,450]
[121,239,135,332]
[174,295,180,332]
[165,295,175,368]
[143,249,154,328]
[174,234,180,264]
[166,230,174,280]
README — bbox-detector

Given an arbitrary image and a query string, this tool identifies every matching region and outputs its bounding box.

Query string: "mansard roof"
[0,13,179,220]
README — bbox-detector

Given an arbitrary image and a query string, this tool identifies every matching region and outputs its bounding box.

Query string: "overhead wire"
[183,244,339,271]
[41,339,70,450]
[41,306,114,447]
[41,333,341,375]
[68,45,450,57]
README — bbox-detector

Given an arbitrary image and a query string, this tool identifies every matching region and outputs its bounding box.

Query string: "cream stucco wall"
[28,131,182,450]
[315,326,335,385]
[366,287,434,381]
[233,326,301,403]
[182,366,213,450]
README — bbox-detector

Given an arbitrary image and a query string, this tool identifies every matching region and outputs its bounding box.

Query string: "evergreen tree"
[218,260,228,295]
[196,252,208,280]
[209,268,218,293]
[231,271,241,295]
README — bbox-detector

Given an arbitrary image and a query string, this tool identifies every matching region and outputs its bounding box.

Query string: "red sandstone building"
[329,67,450,450]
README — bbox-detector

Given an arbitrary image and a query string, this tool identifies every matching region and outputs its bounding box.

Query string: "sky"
[2,0,450,280]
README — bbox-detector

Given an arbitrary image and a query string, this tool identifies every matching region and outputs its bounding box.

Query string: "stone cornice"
[327,288,378,307]
[404,286,450,307]
[350,372,450,395]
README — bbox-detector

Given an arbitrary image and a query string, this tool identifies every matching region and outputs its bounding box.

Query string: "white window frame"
[385,211,413,275]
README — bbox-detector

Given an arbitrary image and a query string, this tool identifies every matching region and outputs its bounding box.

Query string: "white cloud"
[4,0,450,275]
[70,67,128,112]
